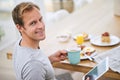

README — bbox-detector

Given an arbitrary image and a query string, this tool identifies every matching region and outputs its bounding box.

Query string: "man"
[12,2,67,80]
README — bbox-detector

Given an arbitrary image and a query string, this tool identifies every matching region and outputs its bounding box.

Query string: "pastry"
[82,32,88,40]
[101,32,110,43]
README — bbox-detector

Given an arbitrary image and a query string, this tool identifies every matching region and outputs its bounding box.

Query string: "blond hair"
[12,2,40,26]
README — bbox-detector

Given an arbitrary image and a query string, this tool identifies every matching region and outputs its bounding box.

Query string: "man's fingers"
[60,55,67,60]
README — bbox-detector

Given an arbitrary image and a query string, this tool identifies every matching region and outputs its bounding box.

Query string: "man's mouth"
[35,31,44,35]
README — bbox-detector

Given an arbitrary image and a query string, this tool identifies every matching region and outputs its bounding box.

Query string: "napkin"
[94,46,120,73]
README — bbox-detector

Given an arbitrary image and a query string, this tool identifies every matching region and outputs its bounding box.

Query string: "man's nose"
[38,22,45,28]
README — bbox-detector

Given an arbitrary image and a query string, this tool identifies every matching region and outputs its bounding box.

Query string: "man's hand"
[49,50,67,63]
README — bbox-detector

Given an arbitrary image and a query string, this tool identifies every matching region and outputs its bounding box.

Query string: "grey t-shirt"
[13,39,56,80]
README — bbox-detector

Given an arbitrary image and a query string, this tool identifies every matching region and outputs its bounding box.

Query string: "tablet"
[82,57,109,80]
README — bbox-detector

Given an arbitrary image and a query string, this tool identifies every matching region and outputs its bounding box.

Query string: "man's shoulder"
[21,60,47,80]
[22,60,46,75]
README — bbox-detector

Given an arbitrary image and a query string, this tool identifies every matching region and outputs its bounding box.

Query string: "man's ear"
[16,24,23,32]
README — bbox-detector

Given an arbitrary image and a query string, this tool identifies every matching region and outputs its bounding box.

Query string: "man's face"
[20,7,45,41]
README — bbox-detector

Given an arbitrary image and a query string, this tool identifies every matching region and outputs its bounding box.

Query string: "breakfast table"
[40,0,120,79]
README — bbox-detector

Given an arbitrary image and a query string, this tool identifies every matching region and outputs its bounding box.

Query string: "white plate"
[80,47,96,60]
[80,51,97,60]
[90,35,120,46]
[73,34,91,41]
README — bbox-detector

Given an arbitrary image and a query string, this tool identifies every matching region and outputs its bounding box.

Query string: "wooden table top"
[40,0,120,79]
[41,0,120,61]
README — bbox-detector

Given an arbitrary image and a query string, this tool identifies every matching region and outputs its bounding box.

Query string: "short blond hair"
[12,2,40,26]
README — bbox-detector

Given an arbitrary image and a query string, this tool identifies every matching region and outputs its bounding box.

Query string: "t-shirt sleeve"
[21,60,46,80]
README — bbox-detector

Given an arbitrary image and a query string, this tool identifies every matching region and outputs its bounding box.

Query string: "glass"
[76,35,84,46]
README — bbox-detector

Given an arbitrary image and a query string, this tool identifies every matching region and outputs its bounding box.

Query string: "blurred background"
[0,0,93,80]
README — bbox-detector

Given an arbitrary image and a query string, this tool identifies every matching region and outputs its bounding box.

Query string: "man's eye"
[39,18,43,22]
[31,21,36,26]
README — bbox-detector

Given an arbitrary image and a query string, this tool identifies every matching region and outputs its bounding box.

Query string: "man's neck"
[20,38,40,49]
